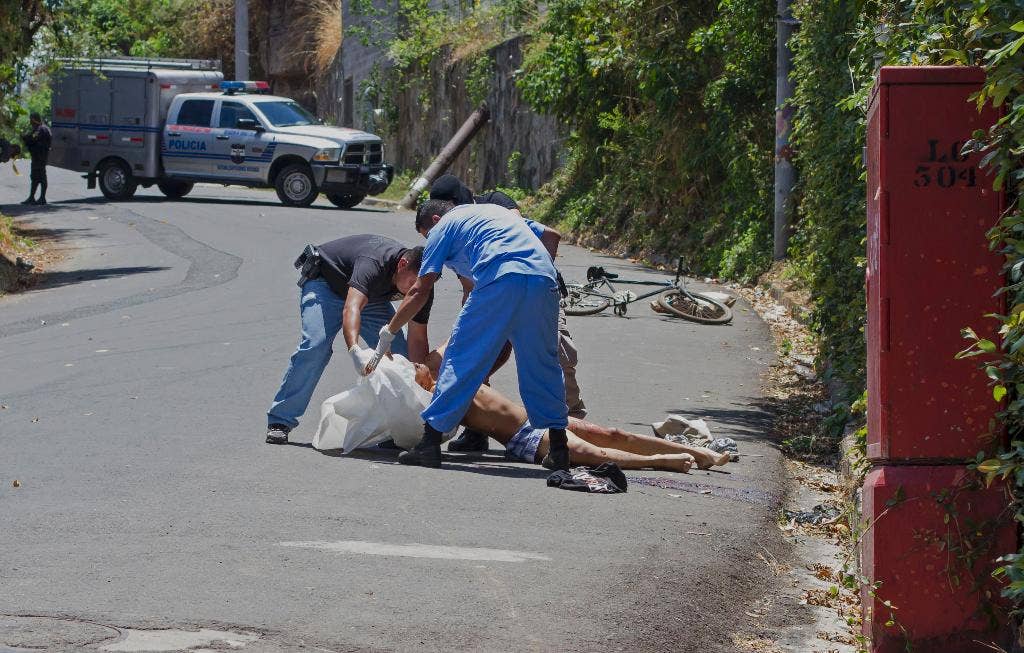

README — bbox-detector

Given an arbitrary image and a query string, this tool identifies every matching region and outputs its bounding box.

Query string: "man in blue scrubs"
[367,199,571,470]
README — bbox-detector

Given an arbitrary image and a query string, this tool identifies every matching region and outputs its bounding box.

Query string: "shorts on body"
[505,421,545,463]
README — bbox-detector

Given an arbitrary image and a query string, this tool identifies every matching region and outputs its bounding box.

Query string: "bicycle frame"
[581,257,689,307]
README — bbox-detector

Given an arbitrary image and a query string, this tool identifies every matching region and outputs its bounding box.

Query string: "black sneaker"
[266,424,291,444]
[20,198,35,205]
[447,428,489,452]
[36,198,46,206]
[398,442,442,468]
[541,447,570,471]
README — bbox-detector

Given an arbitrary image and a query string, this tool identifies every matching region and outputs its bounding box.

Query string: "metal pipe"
[399,102,491,209]
[235,0,250,81]
[773,0,797,260]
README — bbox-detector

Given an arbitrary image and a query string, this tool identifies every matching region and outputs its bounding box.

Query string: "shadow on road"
[49,195,392,213]
[308,445,552,478]
[1,202,97,218]
[32,265,170,290]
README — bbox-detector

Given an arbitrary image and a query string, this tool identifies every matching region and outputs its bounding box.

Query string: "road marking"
[100,627,259,651]
[279,540,550,563]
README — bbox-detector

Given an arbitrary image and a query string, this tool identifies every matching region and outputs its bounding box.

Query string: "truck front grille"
[343,142,384,165]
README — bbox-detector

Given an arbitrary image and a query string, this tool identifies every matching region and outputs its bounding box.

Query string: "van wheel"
[326,192,366,209]
[98,159,138,201]
[275,163,318,207]
[157,180,194,199]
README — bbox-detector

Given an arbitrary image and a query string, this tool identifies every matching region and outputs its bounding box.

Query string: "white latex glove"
[348,345,375,376]
[364,326,397,375]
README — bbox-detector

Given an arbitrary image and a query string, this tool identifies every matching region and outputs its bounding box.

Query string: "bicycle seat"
[586,266,618,281]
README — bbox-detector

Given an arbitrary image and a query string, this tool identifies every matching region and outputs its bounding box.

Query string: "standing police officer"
[265,235,433,444]
[21,112,51,206]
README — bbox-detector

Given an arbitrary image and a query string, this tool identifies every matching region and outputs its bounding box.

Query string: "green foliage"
[788,0,874,397]
[53,0,191,58]
[0,1,50,133]
[465,54,495,106]
[519,0,773,281]
[13,78,51,137]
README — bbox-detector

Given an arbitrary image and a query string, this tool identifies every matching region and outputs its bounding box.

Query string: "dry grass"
[0,213,37,296]
[290,0,342,78]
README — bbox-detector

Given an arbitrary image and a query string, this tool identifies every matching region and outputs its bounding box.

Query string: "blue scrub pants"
[424,273,568,433]
[267,278,408,429]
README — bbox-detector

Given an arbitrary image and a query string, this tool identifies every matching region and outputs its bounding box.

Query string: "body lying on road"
[409,348,729,473]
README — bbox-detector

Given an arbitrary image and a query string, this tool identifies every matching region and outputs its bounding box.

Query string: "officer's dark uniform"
[22,122,51,204]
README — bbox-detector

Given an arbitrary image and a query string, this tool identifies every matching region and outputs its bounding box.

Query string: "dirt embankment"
[0,213,62,296]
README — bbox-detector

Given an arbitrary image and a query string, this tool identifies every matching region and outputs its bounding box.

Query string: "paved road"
[1,169,794,652]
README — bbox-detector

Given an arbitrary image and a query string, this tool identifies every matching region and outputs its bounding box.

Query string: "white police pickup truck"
[50,58,393,208]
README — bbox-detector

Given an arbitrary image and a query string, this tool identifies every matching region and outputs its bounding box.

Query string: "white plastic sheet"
[312,354,451,453]
[651,414,712,440]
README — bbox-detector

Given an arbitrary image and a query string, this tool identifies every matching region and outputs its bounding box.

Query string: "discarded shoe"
[398,442,442,468]
[447,428,489,452]
[265,424,291,444]
[541,446,570,471]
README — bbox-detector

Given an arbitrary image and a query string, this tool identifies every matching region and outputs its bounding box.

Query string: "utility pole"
[235,0,249,81]
[773,0,797,260]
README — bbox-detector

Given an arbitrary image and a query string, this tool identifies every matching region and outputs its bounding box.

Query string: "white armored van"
[51,58,393,208]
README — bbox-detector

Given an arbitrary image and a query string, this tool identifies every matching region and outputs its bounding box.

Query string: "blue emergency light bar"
[220,81,271,94]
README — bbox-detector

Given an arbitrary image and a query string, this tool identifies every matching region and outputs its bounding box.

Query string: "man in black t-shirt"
[266,235,433,444]
[428,175,588,452]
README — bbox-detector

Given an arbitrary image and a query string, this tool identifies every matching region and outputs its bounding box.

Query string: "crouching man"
[266,235,432,444]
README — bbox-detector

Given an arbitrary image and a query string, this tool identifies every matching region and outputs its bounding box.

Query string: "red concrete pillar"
[863,66,1015,652]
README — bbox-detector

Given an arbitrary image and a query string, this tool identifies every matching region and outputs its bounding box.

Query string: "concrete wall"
[389,37,564,191]
[257,2,566,190]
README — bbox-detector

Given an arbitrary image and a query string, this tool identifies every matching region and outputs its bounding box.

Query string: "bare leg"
[567,418,729,469]
[535,431,694,473]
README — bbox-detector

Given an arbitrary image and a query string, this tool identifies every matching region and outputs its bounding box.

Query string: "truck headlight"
[312,148,341,162]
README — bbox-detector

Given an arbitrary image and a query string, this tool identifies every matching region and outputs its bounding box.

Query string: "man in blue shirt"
[367,199,571,470]
[428,175,587,455]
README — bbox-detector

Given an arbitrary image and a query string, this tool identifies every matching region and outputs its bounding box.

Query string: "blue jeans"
[267,279,408,429]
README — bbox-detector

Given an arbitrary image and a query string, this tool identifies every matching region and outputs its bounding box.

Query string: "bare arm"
[342,287,369,349]
[406,321,429,364]
[539,226,561,260]
[386,273,439,335]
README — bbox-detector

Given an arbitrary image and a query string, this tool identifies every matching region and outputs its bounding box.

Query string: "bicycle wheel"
[562,283,611,315]
[657,289,733,325]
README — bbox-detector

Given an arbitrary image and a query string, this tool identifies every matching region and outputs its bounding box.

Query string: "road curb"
[766,281,810,326]
[362,196,404,210]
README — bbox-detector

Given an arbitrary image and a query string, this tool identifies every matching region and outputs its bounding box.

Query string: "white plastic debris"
[651,414,713,440]
[651,414,740,461]
[701,291,737,307]
[313,354,454,452]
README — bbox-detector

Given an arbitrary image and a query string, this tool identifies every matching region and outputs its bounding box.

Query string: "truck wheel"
[157,180,194,199]
[275,164,319,207]
[98,159,138,201]
[326,192,366,209]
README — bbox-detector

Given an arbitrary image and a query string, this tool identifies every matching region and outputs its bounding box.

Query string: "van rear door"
[163,98,216,177]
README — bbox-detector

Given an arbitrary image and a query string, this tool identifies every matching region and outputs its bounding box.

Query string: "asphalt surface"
[1,168,797,652]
